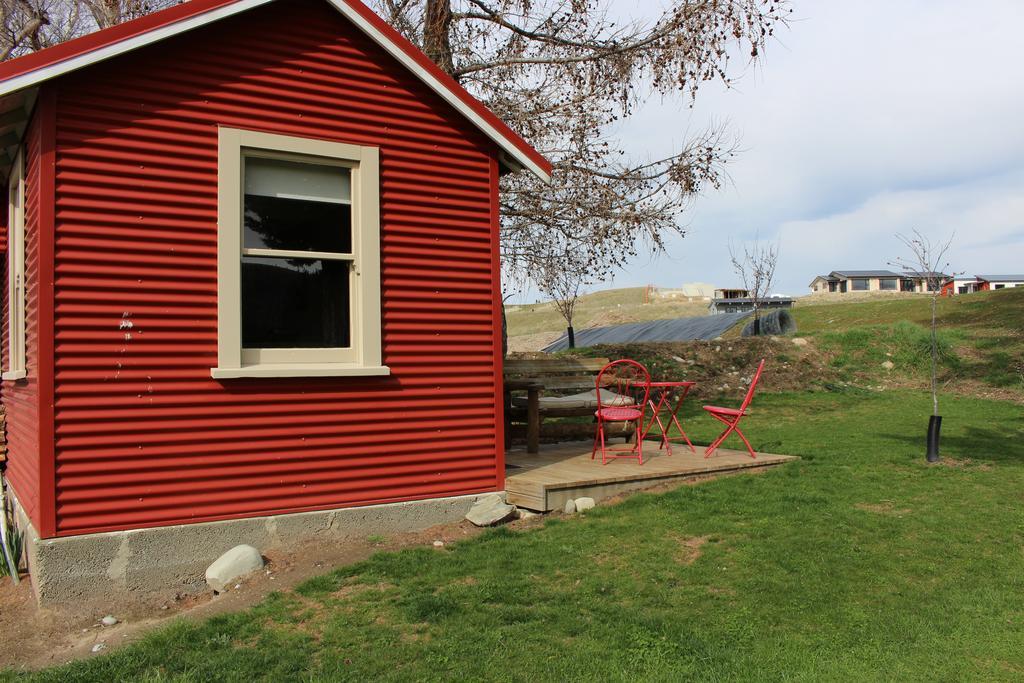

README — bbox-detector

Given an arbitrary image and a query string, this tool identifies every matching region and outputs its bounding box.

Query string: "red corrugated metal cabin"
[0,0,549,597]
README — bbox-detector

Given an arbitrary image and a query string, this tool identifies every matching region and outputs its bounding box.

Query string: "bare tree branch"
[728,236,778,332]
[890,229,957,417]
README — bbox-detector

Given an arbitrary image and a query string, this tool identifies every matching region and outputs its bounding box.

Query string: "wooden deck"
[505,440,798,511]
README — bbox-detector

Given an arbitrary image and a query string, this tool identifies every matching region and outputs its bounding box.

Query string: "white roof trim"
[0,0,274,96]
[0,0,550,183]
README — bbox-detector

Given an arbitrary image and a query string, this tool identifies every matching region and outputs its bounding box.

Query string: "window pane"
[241,257,350,348]
[243,157,352,253]
[879,278,897,290]
[245,157,351,203]
[851,279,868,291]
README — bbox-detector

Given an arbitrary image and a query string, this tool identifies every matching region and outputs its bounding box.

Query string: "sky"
[559,0,1024,298]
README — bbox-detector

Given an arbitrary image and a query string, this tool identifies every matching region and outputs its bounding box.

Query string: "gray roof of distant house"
[902,270,948,278]
[830,270,902,278]
[976,274,1024,281]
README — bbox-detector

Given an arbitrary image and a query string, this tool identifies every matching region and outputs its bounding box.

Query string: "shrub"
[0,525,24,578]
[819,321,960,375]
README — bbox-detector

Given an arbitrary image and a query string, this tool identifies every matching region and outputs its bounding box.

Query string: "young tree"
[891,230,954,417]
[728,237,778,334]
[535,251,593,349]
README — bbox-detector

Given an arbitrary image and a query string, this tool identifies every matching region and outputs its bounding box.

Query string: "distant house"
[942,274,1024,295]
[709,296,794,315]
[976,274,1024,291]
[808,270,944,294]
[714,287,750,300]
[679,282,716,299]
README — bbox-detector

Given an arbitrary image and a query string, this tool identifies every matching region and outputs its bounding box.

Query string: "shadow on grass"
[881,419,1024,465]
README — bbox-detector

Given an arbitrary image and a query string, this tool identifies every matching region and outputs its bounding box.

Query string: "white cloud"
[778,170,1024,280]
[598,0,1024,295]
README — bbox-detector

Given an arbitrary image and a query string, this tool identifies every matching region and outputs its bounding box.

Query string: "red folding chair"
[703,358,766,459]
[591,359,651,465]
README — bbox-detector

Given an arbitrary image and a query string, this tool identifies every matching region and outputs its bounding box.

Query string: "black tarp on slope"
[542,313,750,352]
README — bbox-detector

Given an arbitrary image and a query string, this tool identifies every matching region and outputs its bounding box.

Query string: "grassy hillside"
[506,287,709,338]
[790,288,1024,396]
[538,288,1024,402]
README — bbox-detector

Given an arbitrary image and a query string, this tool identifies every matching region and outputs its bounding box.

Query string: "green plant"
[0,525,23,578]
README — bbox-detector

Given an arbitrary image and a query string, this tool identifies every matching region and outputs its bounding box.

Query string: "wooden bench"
[504,357,632,454]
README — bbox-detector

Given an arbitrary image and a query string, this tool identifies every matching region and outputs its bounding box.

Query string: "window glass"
[851,279,869,291]
[879,278,897,290]
[241,257,351,348]
[243,158,352,253]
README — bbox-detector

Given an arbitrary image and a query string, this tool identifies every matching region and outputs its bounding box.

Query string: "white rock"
[563,499,577,514]
[433,540,444,547]
[791,337,809,347]
[100,615,118,627]
[91,643,106,653]
[205,545,264,593]
[575,497,596,512]
[881,360,895,370]
[516,509,540,520]
[465,493,516,527]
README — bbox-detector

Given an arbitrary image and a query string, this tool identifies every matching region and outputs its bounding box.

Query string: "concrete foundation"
[10,491,496,607]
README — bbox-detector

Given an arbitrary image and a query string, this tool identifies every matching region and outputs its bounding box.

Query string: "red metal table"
[642,381,696,455]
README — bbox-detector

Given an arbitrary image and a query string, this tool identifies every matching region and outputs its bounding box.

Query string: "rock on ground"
[563,499,576,514]
[205,545,264,592]
[881,360,895,370]
[575,497,596,512]
[100,616,118,627]
[465,494,517,527]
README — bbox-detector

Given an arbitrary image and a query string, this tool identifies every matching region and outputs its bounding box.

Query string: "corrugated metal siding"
[51,0,502,535]
[2,111,42,528]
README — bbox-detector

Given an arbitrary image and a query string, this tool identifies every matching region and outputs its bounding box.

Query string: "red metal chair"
[591,359,651,465]
[703,358,766,459]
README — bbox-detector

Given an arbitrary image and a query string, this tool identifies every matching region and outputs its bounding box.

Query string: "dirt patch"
[507,330,563,353]
[511,336,842,400]
[934,457,993,470]
[675,535,709,565]
[855,501,912,516]
[332,581,395,599]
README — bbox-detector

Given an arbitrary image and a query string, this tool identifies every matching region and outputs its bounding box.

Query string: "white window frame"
[212,128,387,379]
[4,148,26,381]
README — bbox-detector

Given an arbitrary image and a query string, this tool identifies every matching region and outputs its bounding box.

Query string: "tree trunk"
[423,0,455,75]
[930,294,939,416]
[501,304,508,358]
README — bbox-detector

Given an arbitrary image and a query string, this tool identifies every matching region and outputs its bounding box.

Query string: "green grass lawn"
[12,389,1024,681]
